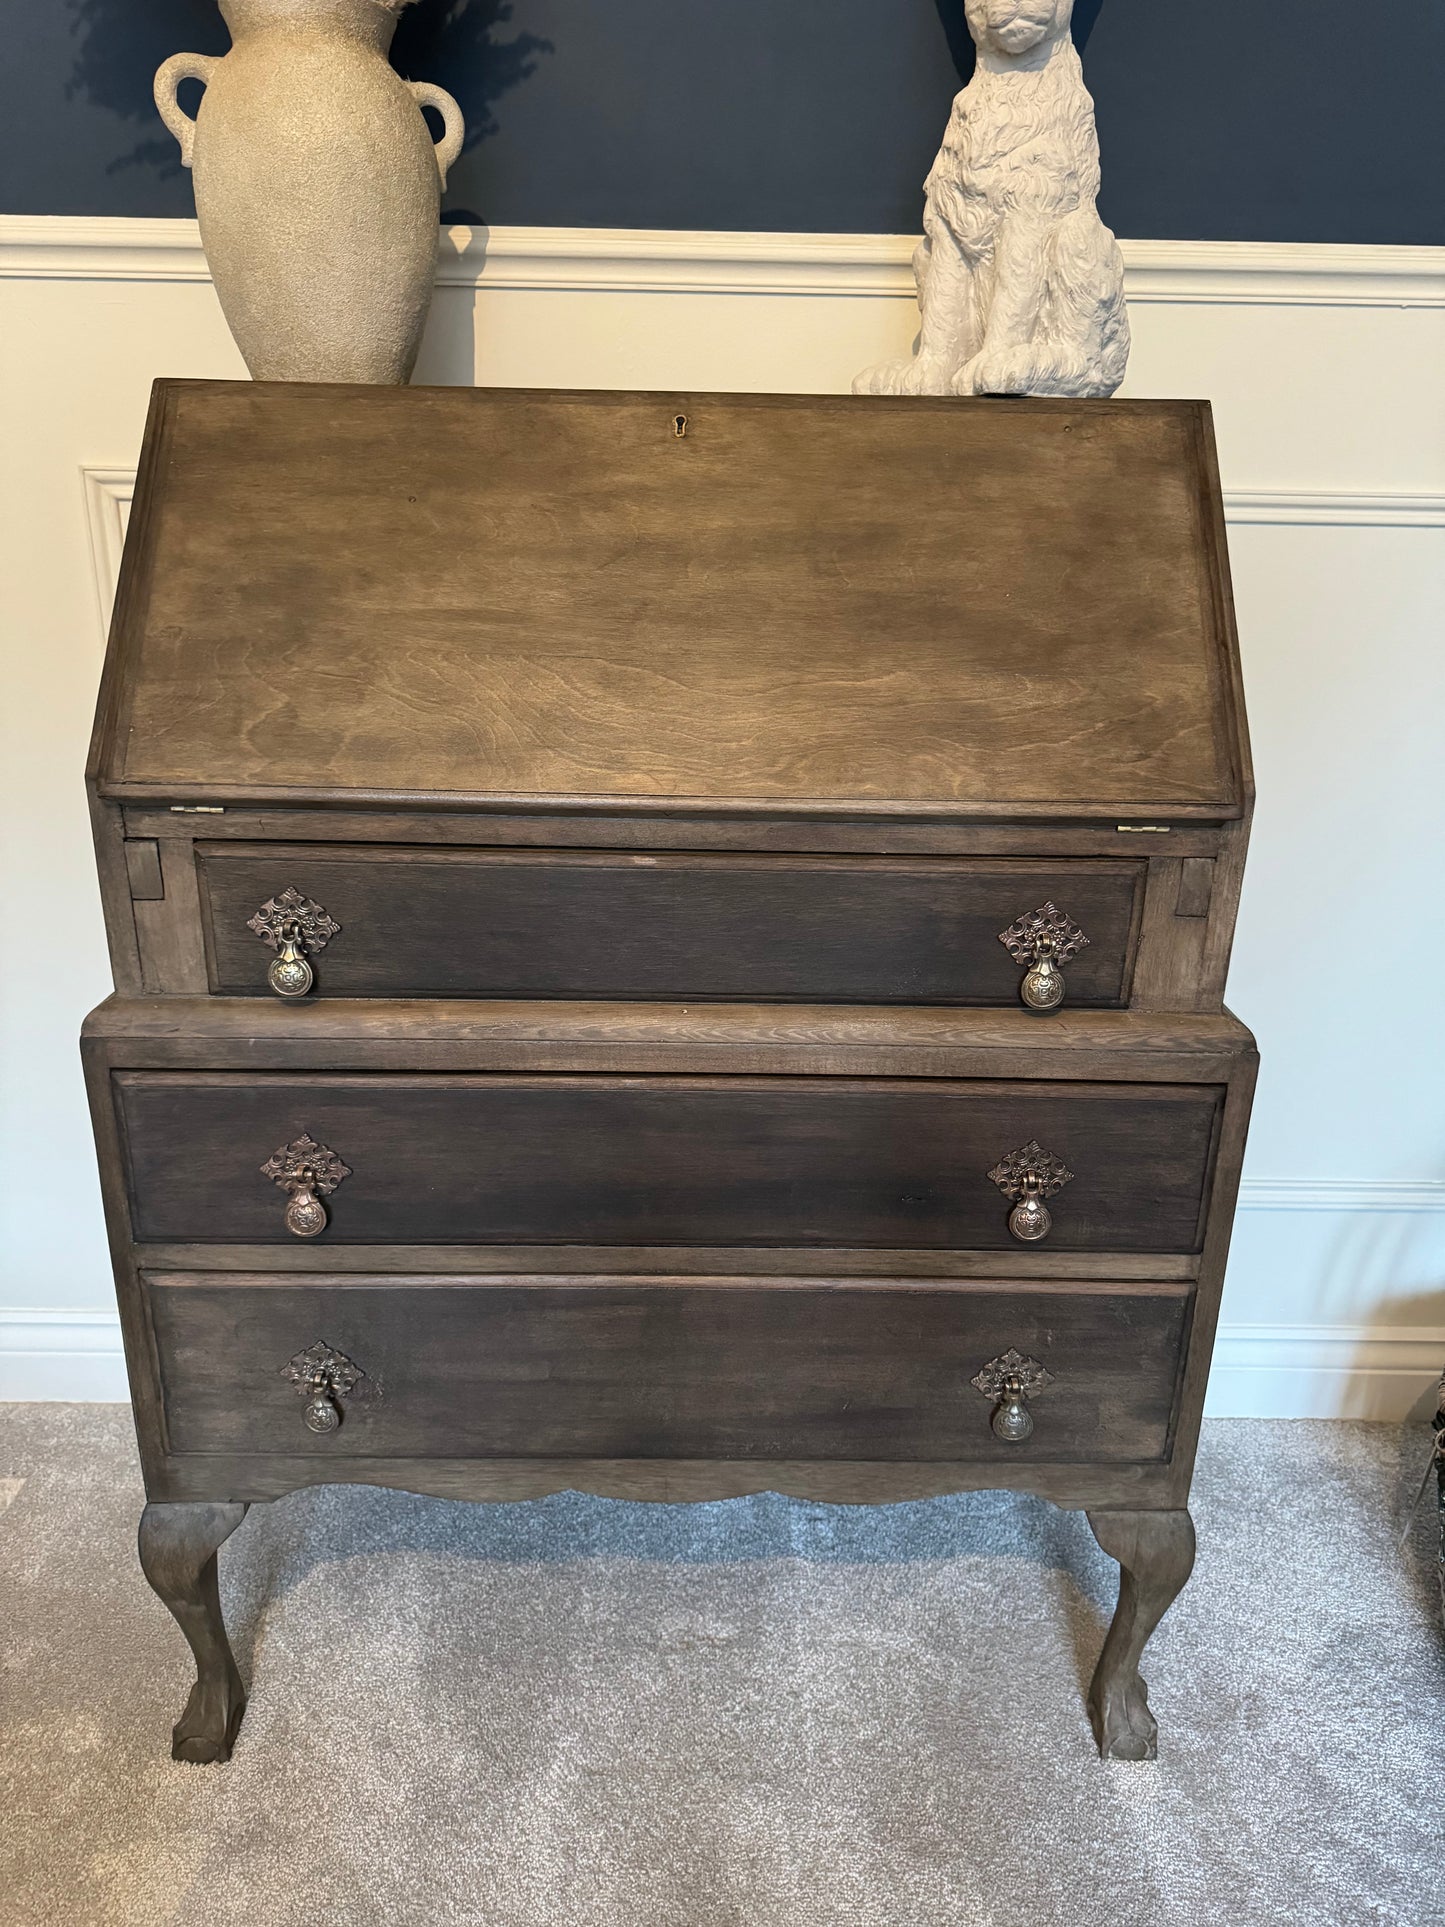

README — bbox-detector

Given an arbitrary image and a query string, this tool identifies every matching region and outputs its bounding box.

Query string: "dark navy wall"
[4,1,1444,243]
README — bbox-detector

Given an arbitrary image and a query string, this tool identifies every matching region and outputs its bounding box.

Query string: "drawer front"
[198,845,1144,1005]
[119,1073,1221,1251]
[144,1272,1192,1463]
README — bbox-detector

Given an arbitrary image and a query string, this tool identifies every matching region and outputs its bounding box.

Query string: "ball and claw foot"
[170,1662,248,1765]
[138,1500,251,1765]
[1085,1507,1195,1762]
[1089,1669,1158,1762]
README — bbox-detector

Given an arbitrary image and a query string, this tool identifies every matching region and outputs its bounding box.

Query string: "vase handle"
[408,82,465,189]
[154,53,218,170]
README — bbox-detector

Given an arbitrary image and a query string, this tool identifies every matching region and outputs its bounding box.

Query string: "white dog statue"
[856,0,1129,399]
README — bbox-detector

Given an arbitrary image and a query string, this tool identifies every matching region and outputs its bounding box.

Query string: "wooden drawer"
[143,1272,1193,1463]
[118,1073,1222,1251]
[196,845,1145,1006]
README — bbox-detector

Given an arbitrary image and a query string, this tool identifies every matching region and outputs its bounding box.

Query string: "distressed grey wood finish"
[117,815,1247,1013]
[196,845,1145,1005]
[1086,1508,1197,1760]
[84,389,1256,1763]
[83,993,1257,1524]
[91,385,1248,819]
[144,1271,1193,1464]
[115,1070,1223,1251]
[137,1501,250,1763]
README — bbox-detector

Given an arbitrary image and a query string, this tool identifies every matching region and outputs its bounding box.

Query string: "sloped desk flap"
[92,383,1248,819]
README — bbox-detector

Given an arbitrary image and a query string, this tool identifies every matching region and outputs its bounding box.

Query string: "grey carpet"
[0,1408,1441,1927]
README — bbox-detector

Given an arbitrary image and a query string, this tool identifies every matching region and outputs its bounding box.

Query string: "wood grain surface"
[116,1071,1223,1250]
[197,845,1144,1004]
[144,1271,1192,1464]
[82,993,1256,1057]
[96,384,1245,815]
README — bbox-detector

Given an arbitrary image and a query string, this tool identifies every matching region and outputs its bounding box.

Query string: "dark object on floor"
[82,383,1255,1764]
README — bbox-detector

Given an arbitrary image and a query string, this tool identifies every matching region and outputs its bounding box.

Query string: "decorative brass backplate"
[247,888,341,954]
[281,1342,364,1400]
[970,1348,1054,1403]
[280,1341,371,1435]
[986,1141,1074,1202]
[260,1134,352,1196]
[971,1347,1054,1438]
[261,1134,351,1236]
[997,901,1089,967]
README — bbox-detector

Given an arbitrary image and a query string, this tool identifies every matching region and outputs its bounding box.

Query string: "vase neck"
[219,0,400,52]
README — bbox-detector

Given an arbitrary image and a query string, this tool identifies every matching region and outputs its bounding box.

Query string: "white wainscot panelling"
[2,218,1444,1415]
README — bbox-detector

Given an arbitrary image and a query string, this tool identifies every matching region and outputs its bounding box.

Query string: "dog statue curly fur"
[856,0,1128,398]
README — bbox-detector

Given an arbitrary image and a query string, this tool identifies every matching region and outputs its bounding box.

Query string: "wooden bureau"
[84,382,1255,1765]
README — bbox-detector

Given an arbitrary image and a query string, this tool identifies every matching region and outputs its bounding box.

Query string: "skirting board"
[1204,1325,1443,1422]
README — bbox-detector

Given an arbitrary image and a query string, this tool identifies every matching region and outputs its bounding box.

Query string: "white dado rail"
[4,216,1445,304]
[2,216,1444,1415]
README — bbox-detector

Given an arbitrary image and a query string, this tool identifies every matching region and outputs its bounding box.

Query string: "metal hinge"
[1116,824,1171,833]
[169,804,225,814]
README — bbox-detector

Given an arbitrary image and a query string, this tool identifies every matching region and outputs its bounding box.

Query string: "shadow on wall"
[394,1,551,155]
[63,0,550,194]
[931,0,1107,80]
[66,0,228,181]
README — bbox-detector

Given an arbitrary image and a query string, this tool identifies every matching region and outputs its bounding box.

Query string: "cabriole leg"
[1085,1507,1195,1761]
[138,1500,250,1763]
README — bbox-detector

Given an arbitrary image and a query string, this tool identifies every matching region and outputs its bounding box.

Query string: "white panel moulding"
[5,218,1445,307]
[1238,1180,1445,1212]
[1224,492,1445,528]
[81,468,134,638]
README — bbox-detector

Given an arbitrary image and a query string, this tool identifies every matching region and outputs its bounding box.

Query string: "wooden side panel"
[134,837,209,994]
[124,839,165,900]
[116,1072,1224,1251]
[144,1272,1193,1464]
[196,846,1145,1005]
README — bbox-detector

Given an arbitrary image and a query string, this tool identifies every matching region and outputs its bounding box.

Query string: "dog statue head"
[965,0,1074,59]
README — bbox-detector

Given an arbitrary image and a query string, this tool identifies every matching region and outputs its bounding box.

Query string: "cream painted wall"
[2,220,1443,1413]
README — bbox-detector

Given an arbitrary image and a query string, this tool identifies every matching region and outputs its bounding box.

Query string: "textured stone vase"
[155,0,464,382]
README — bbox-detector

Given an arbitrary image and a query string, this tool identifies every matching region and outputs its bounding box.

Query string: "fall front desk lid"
[93,382,1249,820]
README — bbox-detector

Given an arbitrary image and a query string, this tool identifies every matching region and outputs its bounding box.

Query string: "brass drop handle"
[302,1380,342,1433]
[283,1166,327,1239]
[261,1134,352,1239]
[971,1349,1053,1444]
[1008,1170,1051,1242]
[997,902,1088,1013]
[988,1140,1074,1244]
[281,1343,367,1436]
[247,889,340,998]
[1020,934,1064,1011]
[991,1374,1034,1441]
[269,920,314,1000]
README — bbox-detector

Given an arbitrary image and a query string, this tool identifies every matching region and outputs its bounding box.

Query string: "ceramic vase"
[155,0,464,383]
